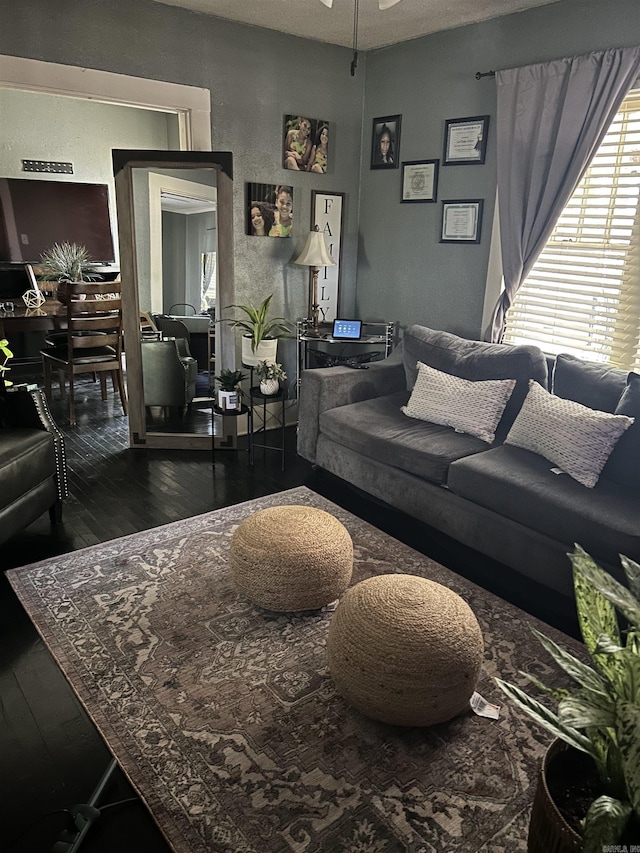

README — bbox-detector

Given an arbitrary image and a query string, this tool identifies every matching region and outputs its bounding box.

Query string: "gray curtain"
[486,46,640,343]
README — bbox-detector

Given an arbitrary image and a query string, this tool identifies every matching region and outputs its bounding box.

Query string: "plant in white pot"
[215,368,247,411]
[496,545,640,853]
[254,360,287,396]
[223,294,293,367]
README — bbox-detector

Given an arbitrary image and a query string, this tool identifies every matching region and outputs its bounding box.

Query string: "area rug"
[8,486,580,853]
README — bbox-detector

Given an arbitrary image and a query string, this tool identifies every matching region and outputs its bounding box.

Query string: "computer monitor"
[332,319,362,340]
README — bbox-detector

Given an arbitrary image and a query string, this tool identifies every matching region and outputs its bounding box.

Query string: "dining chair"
[41,281,127,426]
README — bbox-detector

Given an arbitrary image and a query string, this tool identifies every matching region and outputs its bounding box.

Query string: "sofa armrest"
[297,349,405,463]
[5,387,69,501]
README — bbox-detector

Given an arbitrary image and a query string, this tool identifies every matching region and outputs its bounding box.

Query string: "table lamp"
[294,226,335,336]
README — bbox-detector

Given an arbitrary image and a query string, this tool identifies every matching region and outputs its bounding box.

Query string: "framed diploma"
[400,159,439,203]
[440,199,484,244]
[443,115,489,165]
[310,190,345,323]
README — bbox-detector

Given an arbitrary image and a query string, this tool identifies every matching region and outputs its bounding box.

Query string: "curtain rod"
[475,70,496,79]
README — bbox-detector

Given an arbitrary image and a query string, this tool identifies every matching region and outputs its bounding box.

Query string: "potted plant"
[254,360,287,396]
[0,338,13,390]
[39,242,101,302]
[496,545,640,853]
[215,368,247,411]
[222,294,293,367]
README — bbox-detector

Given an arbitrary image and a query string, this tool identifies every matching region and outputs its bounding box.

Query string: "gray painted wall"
[0,0,365,330]
[2,0,638,341]
[358,0,640,338]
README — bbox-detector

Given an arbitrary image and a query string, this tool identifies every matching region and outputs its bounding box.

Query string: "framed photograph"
[310,190,345,323]
[283,115,330,173]
[247,183,293,237]
[440,199,484,244]
[443,115,490,165]
[401,159,439,203]
[370,115,401,169]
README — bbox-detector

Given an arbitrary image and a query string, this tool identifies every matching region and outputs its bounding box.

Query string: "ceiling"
[150,0,562,50]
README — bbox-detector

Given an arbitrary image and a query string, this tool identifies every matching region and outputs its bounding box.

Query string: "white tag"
[550,467,564,475]
[470,691,500,719]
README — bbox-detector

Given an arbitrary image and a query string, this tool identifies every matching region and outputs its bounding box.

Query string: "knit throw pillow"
[401,362,516,443]
[505,380,634,488]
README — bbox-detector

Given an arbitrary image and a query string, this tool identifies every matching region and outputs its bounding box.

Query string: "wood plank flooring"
[1,371,580,852]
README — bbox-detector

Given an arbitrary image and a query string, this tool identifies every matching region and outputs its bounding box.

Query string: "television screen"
[0,178,115,264]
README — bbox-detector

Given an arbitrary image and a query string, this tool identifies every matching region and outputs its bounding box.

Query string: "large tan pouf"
[230,505,353,611]
[327,573,484,726]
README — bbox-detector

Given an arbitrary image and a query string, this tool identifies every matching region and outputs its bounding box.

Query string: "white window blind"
[504,88,640,372]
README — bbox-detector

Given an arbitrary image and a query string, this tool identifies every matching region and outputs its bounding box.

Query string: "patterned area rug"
[8,487,580,853]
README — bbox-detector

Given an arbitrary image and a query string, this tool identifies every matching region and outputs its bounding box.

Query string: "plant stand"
[248,386,286,470]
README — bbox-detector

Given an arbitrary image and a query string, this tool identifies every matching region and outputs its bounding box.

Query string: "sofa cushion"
[552,353,627,413]
[0,428,55,510]
[447,444,640,567]
[319,391,490,485]
[402,325,548,438]
[402,362,516,443]
[505,380,633,488]
[601,371,640,491]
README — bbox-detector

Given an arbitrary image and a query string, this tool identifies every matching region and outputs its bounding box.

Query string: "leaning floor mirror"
[113,150,235,450]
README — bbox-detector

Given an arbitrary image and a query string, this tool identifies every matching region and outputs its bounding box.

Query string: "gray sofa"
[297,324,640,598]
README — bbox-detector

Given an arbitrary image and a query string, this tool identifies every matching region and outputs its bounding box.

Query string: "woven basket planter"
[230,505,353,611]
[528,739,582,853]
[327,573,484,726]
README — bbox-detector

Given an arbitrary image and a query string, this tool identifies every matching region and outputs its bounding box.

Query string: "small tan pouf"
[230,505,353,611]
[327,573,484,726]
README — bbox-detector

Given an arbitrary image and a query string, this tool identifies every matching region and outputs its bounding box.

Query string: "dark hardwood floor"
[1,370,580,852]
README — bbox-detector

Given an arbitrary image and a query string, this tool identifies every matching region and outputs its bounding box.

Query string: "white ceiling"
[150,0,563,50]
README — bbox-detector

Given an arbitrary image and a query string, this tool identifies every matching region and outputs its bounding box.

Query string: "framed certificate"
[401,159,439,203]
[440,199,484,244]
[310,190,345,323]
[443,115,489,165]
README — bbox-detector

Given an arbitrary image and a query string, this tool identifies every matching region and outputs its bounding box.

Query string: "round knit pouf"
[230,505,353,611]
[327,573,484,726]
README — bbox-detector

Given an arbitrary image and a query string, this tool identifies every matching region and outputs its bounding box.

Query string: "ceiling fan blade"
[379,0,402,8]
[319,0,334,6]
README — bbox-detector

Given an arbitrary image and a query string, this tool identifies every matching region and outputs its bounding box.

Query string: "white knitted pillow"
[401,362,516,443]
[505,380,634,488]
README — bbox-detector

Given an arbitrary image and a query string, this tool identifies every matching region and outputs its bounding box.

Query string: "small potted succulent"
[215,368,247,411]
[496,545,640,852]
[254,360,287,396]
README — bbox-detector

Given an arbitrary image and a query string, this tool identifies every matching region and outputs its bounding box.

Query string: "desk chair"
[41,281,127,426]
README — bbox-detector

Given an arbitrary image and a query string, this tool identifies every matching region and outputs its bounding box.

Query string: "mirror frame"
[113,150,235,450]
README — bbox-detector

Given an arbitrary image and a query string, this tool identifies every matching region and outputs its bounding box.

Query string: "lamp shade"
[295,229,336,268]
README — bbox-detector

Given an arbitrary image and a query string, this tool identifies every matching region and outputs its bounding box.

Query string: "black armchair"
[141,339,197,411]
[0,386,69,545]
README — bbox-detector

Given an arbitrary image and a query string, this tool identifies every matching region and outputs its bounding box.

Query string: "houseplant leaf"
[494,678,596,757]
[582,795,632,853]
[531,627,608,694]
[617,700,640,813]
[558,690,615,729]
[572,545,640,632]
[621,555,640,601]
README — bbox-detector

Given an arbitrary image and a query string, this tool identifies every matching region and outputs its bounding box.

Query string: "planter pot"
[217,389,241,411]
[241,336,278,367]
[528,740,583,853]
[259,378,280,396]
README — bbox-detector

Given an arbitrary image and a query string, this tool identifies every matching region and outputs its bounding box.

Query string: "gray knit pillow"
[505,380,634,488]
[401,362,516,443]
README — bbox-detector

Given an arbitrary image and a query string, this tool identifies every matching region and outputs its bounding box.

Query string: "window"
[504,88,640,372]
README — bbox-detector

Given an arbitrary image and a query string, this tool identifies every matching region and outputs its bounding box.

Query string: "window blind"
[504,88,640,372]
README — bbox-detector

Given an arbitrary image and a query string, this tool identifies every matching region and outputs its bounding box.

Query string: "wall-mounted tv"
[0,178,116,264]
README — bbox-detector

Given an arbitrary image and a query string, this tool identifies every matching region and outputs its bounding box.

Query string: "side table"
[248,387,285,470]
[211,403,250,464]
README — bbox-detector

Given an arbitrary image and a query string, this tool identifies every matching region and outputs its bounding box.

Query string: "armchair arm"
[297,347,405,463]
[4,387,69,501]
